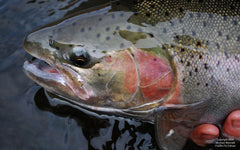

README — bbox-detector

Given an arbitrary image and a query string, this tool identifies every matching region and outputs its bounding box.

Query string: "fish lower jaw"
[23,60,61,80]
[23,60,90,101]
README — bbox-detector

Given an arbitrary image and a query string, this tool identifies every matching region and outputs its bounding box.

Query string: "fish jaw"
[23,60,92,101]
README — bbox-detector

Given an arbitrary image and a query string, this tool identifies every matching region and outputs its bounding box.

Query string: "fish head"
[23,7,173,109]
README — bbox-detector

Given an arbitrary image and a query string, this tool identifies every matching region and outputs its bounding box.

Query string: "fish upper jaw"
[23,59,93,101]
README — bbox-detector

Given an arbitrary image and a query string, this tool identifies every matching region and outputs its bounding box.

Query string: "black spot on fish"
[98,18,102,21]
[116,26,120,30]
[197,13,201,18]
[98,73,101,77]
[235,56,240,62]
[203,21,207,27]
[204,63,209,70]
[216,61,220,66]
[179,19,183,23]
[150,4,155,8]
[72,22,76,26]
[81,28,84,32]
[218,31,222,36]
[196,41,201,47]
[186,61,190,66]
[179,7,184,13]
[197,82,200,86]
[195,68,198,72]
[106,27,110,32]
[181,48,185,52]
[192,31,196,36]
[216,43,220,49]
[93,50,96,53]
[138,28,143,32]
[227,68,230,72]
[237,36,240,42]
[170,21,174,26]
[120,13,124,17]
[148,33,154,38]
[120,43,124,48]
[189,71,192,76]
[189,13,193,18]
[127,25,131,30]
[88,27,92,31]
[97,33,101,38]
[199,55,203,59]
[165,11,169,16]
[146,12,151,17]
[224,51,229,59]
[226,35,230,40]
[223,16,227,21]
[205,83,208,87]
[182,78,186,82]
[163,28,167,33]
[209,14,213,18]
[180,59,184,63]
[191,54,194,58]
[69,44,73,47]
[230,5,235,10]
[106,36,110,40]
[206,40,210,45]
[182,28,185,34]
[233,20,238,26]
[211,75,214,79]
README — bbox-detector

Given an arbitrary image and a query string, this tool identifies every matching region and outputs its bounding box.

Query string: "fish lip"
[23,60,62,80]
[23,59,90,100]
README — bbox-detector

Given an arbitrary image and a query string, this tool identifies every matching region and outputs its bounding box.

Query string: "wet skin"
[22,1,240,149]
[191,110,240,146]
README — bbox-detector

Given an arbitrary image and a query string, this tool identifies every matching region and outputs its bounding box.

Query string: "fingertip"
[222,110,240,138]
[190,124,219,146]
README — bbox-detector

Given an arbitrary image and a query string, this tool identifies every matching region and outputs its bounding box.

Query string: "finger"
[222,110,240,138]
[190,124,219,147]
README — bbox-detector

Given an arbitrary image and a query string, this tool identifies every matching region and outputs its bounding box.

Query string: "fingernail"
[232,120,240,129]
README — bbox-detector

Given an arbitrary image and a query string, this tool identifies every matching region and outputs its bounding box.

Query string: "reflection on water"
[0,0,215,149]
[35,88,157,149]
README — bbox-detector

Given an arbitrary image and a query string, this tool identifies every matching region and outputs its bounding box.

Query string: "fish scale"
[23,0,240,150]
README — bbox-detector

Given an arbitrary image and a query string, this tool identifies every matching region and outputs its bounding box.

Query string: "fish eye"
[68,47,90,67]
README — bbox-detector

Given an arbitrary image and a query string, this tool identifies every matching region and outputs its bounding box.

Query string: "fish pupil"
[68,47,90,67]
[70,53,89,67]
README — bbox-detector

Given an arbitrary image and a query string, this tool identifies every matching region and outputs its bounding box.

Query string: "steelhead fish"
[23,0,240,149]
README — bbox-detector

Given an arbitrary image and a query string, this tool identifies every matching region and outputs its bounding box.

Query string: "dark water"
[0,0,213,149]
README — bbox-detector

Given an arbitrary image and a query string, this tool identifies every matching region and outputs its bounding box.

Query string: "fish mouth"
[23,59,91,101]
[23,60,61,79]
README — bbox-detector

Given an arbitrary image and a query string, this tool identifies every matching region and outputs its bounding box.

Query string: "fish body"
[23,0,240,149]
